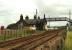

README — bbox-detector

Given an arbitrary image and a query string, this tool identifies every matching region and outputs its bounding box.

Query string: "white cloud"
[0,0,38,27]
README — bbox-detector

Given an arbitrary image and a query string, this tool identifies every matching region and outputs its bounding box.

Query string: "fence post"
[4,30,6,41]
[15,29,17,38]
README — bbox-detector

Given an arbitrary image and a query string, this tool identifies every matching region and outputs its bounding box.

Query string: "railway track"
[13,31,58,50]
[0,29,64,50]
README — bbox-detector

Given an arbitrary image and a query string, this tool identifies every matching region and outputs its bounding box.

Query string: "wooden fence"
[0,29,35,42]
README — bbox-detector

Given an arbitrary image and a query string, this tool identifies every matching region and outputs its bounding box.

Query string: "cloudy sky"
[0,0,72,27]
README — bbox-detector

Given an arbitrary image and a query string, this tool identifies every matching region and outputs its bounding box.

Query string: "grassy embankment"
[64,31,72,50]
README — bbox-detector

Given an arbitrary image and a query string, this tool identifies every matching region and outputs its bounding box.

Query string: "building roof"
[7,14,47,29]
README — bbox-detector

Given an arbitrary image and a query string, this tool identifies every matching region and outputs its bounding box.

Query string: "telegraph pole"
[69,10,71,21]
[49,16,50,28]
[68,10,71,30]
[36,9,37,17]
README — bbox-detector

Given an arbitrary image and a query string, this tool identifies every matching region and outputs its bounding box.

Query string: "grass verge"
[64,31,72,50]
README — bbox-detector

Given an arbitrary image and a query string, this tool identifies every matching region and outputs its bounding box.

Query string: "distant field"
[64,31,72,50]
